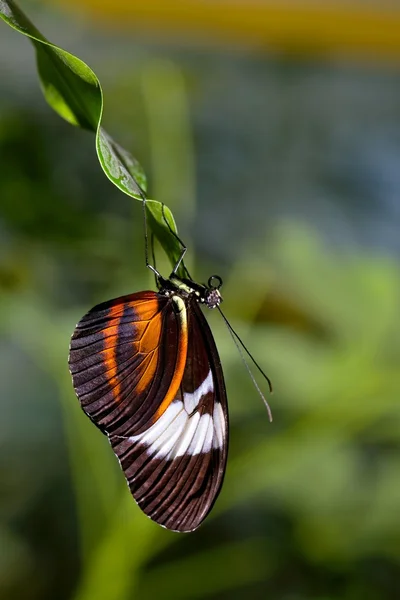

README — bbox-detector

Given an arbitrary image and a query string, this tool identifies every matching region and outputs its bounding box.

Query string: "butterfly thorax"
[158,275,223,310]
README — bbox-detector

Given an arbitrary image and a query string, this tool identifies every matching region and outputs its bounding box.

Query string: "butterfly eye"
[204,288,222,309]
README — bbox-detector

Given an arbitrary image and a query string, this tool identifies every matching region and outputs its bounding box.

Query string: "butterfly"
[69,272,231,532]
[69,198,272,532]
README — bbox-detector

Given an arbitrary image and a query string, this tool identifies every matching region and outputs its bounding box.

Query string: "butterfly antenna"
[161,203,193,280]
[150,232,161,289]
[217,307,273,422]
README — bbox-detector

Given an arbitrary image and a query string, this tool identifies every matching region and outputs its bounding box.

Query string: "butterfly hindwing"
[109,295,228,532]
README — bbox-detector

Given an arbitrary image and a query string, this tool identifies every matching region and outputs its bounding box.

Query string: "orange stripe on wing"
[134,305,163,395]
[102,304,123,401]
[154,294,188,420]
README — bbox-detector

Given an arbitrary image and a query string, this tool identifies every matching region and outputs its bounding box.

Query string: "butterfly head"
[203,275,223,309]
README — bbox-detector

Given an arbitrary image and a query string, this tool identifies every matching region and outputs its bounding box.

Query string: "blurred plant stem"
[140,59,196,276]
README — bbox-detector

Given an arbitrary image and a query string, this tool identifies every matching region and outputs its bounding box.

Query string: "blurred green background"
[1,1,400,599]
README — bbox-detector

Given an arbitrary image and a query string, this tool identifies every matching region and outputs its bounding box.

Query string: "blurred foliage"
[1,2,400,600]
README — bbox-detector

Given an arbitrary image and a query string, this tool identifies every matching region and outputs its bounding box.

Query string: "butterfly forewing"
[69,290,228,532]
[69,291,187,437]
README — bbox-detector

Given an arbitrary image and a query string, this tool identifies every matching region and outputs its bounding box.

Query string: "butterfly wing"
[110,295,228,532]
[69,291,188,437]
[69,290,228,532]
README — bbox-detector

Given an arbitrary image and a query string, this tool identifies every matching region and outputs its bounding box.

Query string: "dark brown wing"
[109,295,229,532]
[69,291,188,437]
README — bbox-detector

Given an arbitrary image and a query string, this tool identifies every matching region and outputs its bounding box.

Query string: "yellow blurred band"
[57,1,400,61]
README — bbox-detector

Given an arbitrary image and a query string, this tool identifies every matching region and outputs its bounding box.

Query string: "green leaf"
[97,128,147,198]
[1,0,101,130]
[0,0,185,277]
[146,200,183,273]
